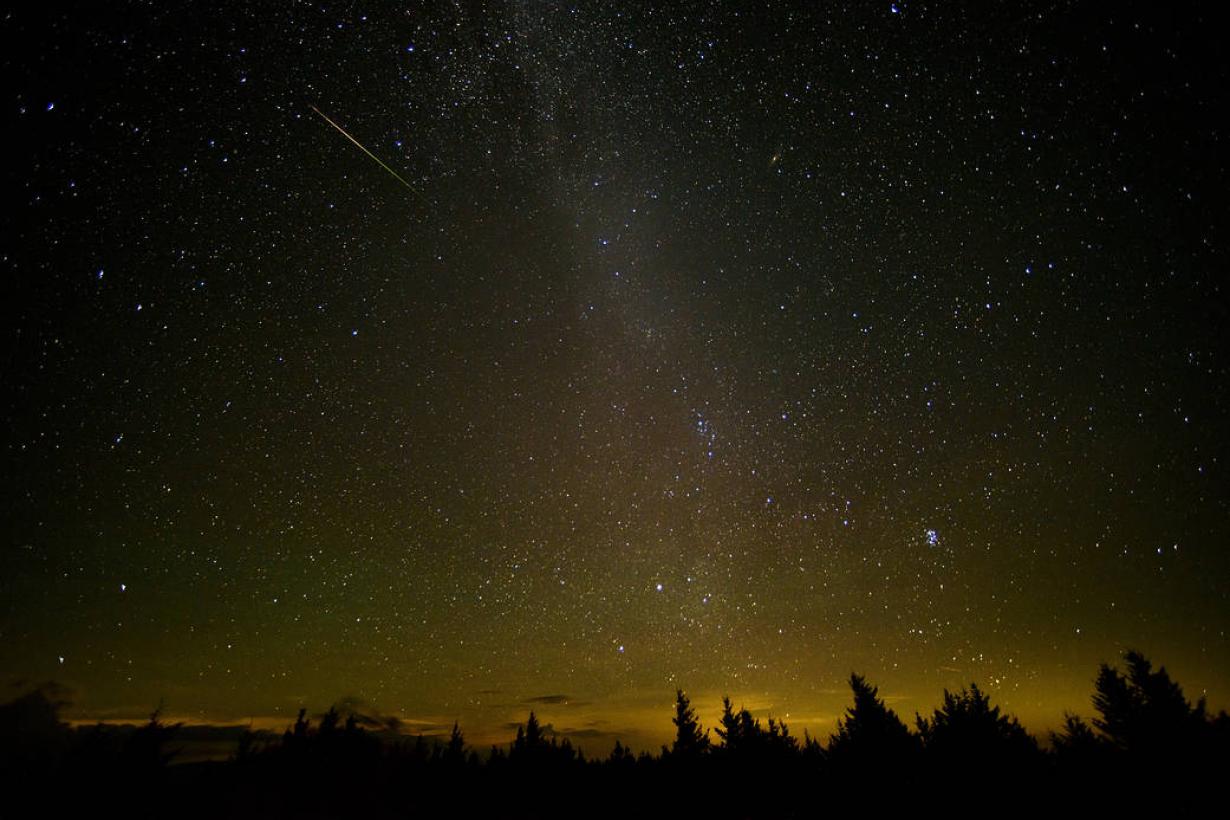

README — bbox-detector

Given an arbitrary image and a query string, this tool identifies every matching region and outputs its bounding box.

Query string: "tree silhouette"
[764,716,799,757]
[669,689,710,758]
[284,707,310,748]
[827,673,917,767]
[710,696,798,763]
[120,704,182,773]
[4,650,1227,814]
[1091,649,1211,760]
[714,696,759,755]
[1050,711,1111,777]
[0,684,72,775]
[317,705,341,737]
[916,683,1038,767]
[440,720,464,761]
[1050,713,1101,754]
[511,711,555,765]
[524,711,543,747]
[609,738,636,768]
[714,696,738,749]
[801,729,825,764]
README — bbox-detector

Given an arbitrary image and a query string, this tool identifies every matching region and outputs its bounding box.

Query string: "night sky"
[4,2,1228,751]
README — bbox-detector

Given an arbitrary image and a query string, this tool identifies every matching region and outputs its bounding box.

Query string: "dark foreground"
[3,650,1227,818]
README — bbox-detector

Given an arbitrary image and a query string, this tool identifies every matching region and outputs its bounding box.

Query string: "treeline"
[2,650,1227,817]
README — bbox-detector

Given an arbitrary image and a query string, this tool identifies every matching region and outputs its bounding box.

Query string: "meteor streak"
[310,105,422,198]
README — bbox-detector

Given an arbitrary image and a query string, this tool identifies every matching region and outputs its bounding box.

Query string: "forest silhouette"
[1,650,1226,817]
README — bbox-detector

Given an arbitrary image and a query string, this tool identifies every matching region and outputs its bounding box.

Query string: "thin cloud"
[522,694,590,706]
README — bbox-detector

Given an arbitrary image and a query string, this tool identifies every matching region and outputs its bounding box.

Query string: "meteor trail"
[310,105,422,198]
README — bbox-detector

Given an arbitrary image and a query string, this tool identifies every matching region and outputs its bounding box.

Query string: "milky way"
[3,2,1227,750]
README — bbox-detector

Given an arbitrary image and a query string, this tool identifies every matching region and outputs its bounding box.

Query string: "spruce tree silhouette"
[317,705,341,737]
[445,721,466,764]
[235,724,258,764]
[710,695,798,763]
[714,696,761,755]
[801,729,825,764]
[827,673,917,768]
[915,683,1038,769]
[609,738,636,768]
[715,696,739,750]
[525,711,543,747]
[1050,712,1101,755]
[1050,711,1111,778]
[0,685,71,775]
[1091,649,1208,756]
[1074,649,1230,791]
[669,689,710,757]
[512,710,548,764]
[764,716,799,757]
[120,704,182,774]
[284,707,310,748]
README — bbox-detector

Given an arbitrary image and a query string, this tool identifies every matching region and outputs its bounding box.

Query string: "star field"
[2,2,1227,749]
